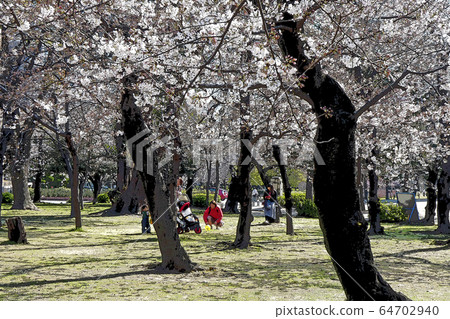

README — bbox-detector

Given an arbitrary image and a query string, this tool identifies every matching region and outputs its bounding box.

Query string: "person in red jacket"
[203,200,223,229]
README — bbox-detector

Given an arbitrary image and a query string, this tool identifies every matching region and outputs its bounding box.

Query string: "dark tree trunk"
[105,169,146,215]
[232,128,253,249]
[385,180,389,200]
[65,134,82,229]
[278,14,408,300]
[33,170,43,203]
[90,173,102,204]
[121,75,193,272]
[273,145,294,235]
[6,217,28,243]
[305,168,313,200]
[78,172,87,210]
[253,158,271,189]
[214,159,220,201]
[357,157,365,211]
[423,168,438,225]
[186,176,194,204]
[368,167,384,235]
[436,158,450,234]
[224,172,240,214]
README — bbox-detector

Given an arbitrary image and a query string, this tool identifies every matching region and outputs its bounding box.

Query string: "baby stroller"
[176,201,202,234]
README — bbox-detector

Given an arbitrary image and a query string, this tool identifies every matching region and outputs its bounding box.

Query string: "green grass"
[0,203,448,301]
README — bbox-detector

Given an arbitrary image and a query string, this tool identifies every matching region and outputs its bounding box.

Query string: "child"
[203,200,223,229]
[141,204,151,233]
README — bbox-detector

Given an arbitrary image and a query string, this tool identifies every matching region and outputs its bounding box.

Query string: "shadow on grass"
[377,244,449,259]
[0,269,156,288]
[0,240,18,245]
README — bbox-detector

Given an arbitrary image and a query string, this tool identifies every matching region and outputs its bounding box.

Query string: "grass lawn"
[0,203,448,301]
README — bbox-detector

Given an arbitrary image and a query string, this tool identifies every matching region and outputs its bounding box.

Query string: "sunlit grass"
[0,203,448,301]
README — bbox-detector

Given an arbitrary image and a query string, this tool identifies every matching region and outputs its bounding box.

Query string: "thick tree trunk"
[273,145,294,235]
[368,168,384,235]
[423,168,438,225]
[105,169,146,215]
[33,170,43,203]
[305,168,313,200]
[436,158,450,234]
[6,217,28,243]
[232,129,254,249]
[65,134,82,229]
[279,14,408,300]
[214,159,220,201]
[10,166,37,210]
[224,173,240,214]
[90,173,102,204]
[121,75,193,272]
[10,119,37,210]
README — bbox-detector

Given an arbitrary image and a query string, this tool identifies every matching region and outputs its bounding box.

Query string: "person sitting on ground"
[203,200,223,229]
[141,204,151,234]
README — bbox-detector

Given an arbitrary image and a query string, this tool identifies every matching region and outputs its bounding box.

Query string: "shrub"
[380,203,408,222]
[96,193,110,203]
[297,199,319,218]
[192,193,208,207]
[2,192,14,204]
[278,191,318,217]
[39,187,94,198]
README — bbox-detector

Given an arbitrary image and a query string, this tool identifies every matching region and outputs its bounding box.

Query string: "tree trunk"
[232,128,254,249]
[224,172,240,214]
[90,173,102,204]
[253,157,271,189]
[273,145,294,235]
[186,175,194,204]
[385,180,389,200]
[9,119,37,210]
[423,168,438,225]
[105,169,146,215]
[78,172,87,210]
[436,158,450,234]
[6,217,28,243]
[368,167,384,235]
[10,165,37,210]
[121,74,193,272]
[33,170,43,203]
[214,159,220,201]
[357,157,365,211]
[305,168,313,200]
[65,134,82,229]
[278,14,408,300]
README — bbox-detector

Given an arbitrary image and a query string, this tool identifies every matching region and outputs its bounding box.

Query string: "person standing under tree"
[263,184,277,225]
[141,204,151,233]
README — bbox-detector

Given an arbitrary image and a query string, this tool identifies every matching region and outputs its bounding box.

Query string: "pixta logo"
[126,129,172,175]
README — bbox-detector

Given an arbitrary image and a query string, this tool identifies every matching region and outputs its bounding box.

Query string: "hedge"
[2,192,14,204]
[278,191,318,218]
[380,203,408,222]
